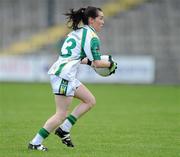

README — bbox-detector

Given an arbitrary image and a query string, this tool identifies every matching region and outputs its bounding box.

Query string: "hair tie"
[81,8,86,13]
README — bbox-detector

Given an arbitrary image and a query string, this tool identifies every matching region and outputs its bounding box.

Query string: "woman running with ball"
[28,6,117,151]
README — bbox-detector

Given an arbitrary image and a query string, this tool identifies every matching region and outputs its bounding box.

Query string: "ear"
[88,17,94,25]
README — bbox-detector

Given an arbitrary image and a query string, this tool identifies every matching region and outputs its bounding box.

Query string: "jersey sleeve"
[90,37,101,60]
[83,28,101,61]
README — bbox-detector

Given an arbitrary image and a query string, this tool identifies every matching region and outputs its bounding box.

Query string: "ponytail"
[64,6,102,30]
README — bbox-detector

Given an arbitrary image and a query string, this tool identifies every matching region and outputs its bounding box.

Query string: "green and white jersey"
[48,25,101,81]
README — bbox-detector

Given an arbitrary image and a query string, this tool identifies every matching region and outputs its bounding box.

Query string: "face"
[89,10,104,32]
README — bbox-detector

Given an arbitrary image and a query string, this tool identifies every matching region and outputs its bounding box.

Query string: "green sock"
[60,114,77,132]
[31,128,49,145]
[67,114,77,125]
[38,128,49,139]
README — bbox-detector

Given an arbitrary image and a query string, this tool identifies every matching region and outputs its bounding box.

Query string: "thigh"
[74,84,95,103]
[55,95,73,113]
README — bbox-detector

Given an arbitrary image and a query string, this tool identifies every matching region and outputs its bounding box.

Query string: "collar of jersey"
[89,26,96,32]
[84,25,96,33]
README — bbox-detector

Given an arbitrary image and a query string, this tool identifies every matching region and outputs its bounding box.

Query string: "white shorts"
[49,75,82,96]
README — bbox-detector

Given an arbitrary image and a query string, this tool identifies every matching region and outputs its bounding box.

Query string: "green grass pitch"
[0,83,179,157]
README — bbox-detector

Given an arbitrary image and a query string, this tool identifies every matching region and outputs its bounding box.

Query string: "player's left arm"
[81,57,110,68]
[81,38,108,67]
[83,37,116,69]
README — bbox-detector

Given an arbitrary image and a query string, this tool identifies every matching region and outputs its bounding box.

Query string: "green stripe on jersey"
[55,63,66,76]
[80,28,87,59]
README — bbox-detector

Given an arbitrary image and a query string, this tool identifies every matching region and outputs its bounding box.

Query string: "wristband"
[87,59,92,66]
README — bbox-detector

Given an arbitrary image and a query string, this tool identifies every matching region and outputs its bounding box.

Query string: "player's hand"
[109,55,117,75]
[109,62,117,74]
[81,57,87,64]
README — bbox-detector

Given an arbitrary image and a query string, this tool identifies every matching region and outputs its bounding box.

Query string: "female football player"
[28,6,117,151]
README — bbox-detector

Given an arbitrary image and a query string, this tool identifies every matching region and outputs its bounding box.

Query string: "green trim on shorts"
[59,79,68,95]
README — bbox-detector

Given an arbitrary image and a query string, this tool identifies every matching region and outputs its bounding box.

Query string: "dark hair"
[64,6,102,30]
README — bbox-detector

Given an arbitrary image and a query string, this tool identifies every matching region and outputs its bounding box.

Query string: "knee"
[86,96,96,109]
[55,111,67,121]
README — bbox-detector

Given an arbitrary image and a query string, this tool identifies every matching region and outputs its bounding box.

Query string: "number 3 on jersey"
[61,38,76,57]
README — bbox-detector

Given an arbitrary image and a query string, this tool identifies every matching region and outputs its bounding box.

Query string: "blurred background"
[0,0,180,84]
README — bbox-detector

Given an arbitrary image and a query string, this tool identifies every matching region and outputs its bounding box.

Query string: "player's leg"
[72,83,96,118]
[55,83,96,147]
[59,84,96,132]
[43,95,72,132]
[61,83,96,132]
[28,95,72,151]
[28,75,73,151]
